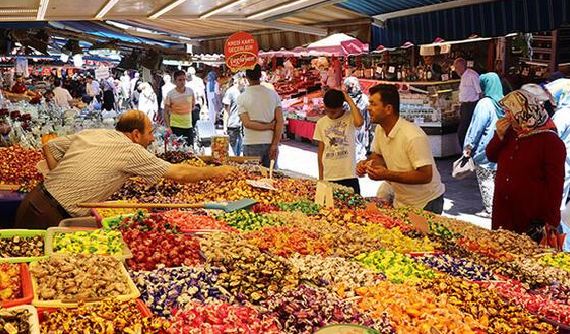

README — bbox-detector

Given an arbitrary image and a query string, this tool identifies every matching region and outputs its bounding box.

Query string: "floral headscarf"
[499,88,556,137]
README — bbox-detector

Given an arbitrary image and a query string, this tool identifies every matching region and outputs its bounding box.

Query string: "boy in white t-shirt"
[313,89,364,194]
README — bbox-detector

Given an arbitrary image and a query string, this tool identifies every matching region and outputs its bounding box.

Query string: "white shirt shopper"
[459,68,481,103]
[53,86,73,108]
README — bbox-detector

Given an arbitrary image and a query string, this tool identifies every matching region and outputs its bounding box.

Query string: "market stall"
[2,148,570,333]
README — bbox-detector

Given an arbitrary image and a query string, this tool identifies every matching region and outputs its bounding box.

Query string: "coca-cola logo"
[227,53,257,69]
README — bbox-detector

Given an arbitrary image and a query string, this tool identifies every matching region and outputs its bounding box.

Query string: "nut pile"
[30,255,131,300]
[131,266,228,317]
[40,298,168,333]
[0,235,44,258]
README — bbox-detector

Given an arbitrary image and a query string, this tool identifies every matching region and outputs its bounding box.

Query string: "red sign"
[224,31,259,72]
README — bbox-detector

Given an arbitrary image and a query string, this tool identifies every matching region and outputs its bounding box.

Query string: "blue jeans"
[228,127,243,156]
[243,144,274,168]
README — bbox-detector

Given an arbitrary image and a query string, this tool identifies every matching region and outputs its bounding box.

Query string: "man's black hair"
[323,89,345,109]
[245,64,262,81]
[369,84,400,115]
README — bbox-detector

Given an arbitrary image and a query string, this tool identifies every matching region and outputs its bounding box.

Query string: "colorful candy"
[217,210,284,232]
[0,264,21,301]
[0,235,44,258]
[52,229,124,255]
[356,250,437,284]
[245,225,330,257]
[162,210,237,232]
[417,254,495,281]
[0,146,43,191]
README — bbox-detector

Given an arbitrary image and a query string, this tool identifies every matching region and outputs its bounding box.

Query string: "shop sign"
[224,32,258,72]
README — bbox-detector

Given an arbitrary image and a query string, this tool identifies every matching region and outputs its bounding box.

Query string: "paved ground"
[277,139,491,229]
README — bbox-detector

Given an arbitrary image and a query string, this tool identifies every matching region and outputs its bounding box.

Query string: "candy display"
[259,284,389,334]
[0,308,31,334]
[356,249,437,284]
[416,254,495,281]
[52,229,124,255]
[0,264,21,301]
[0,235,44,258]
[211,135,229,164]
[40,298,168,333]
[30,255,131,300]
[131,266,228,317]
[169,302,280,333]
[289,254,383,297]
[277,201,321,215]
[356,282,483,333]
[538,252,570,273]
[118,213,202,271]
[156,151,196,163]
[363,224,436,253]
[419,277,556,333]
[0,146,43,191]
[218,210,284,232]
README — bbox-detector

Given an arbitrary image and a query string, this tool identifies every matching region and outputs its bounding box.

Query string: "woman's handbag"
[452,155,476,179]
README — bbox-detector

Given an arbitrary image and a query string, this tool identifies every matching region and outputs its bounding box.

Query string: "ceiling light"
[148,0,187,19]
[0,9,37,14]
[37,0,49,20]
[95,0,120,19]
[200,0,248,19]
[246,0,311,20]
[0,16,36,21]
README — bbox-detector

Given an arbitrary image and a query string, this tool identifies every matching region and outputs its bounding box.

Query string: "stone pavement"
[277,139,491,229]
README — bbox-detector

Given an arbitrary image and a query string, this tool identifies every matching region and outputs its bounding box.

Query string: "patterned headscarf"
[499,88,556,136]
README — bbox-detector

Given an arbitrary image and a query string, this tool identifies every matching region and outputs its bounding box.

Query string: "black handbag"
[526,219,545,243]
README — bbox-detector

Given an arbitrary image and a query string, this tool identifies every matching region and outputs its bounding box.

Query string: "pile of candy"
[363,224,436,253]
[289,254,383,298]
[156,151,196,163]
[0,263,21,301]
[356,210,412,233]
[419,277,556,333]
[218,210,284,232]
[131,266,228,317]
[259,284,384,334]
[0,146,43,191]
[0,235,44,258]
[277,201,321,215]
[356,282,483,333]
[52,229,124,255]
[118,214,202,271]
[245,225,330,257]
[30,255,131,300]
[40,299,168,333]
[93,202,146,220]
[416,254,495,281]
[539,252,570,273]
[169,302,280,333]
[356,250,437,284]
[162,210,237,232]
[0,308,31,334]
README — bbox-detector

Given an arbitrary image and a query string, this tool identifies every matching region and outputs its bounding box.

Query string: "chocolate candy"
[0,308,31,334]
[0,235,44,258]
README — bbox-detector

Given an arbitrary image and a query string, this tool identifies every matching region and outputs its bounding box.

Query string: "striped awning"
[368,0,570,48]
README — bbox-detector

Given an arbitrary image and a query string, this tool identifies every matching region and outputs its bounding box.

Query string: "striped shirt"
[44,129,171,217]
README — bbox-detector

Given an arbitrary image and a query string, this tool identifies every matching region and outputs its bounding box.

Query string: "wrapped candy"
[0,263,22,301]
[416,254,495,281]
[356,250,437,284]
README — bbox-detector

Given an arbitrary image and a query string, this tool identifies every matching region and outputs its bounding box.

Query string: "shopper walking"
[164,70,195,146]
[206,70,221,126]
[343,76,370,161]
[454,58,481,147]
[223,75,246,156]
[14,110,238,229]
[238,64,282,167]
[356,84,445,214]
[138,82,158,123]
[486,89,565,236]
[85,75,100,104]
[463,73,505,217]
[52,79,73,109]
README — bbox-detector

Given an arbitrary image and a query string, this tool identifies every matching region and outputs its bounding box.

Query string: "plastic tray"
[37,299,152,323]
[91,207,146,227]
[1,305,40,334]
[1,263,34,308]
[30,260,140,308]
[0,229,47,263]
[45,227,132,261]
[58,216,98,228]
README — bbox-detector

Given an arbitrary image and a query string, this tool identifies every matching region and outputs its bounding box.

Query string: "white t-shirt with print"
[372,118,445,208]
[313,112,357,181]
[237,85,282,145]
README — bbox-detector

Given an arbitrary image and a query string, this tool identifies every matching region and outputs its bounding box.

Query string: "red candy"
[0,263,22,301]
[162,210,238,232]
[245,225,330,258]
[0,146,43,191]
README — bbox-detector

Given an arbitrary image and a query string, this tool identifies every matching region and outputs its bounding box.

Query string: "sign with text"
[224,32,259,72]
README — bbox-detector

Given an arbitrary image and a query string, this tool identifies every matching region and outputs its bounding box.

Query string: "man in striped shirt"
[14,109,239,229]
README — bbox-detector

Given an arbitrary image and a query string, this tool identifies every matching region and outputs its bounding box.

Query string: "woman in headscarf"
[137,82,158,123]
[343,76,369,161]
[486,88,565,239]
[463,73,505,216]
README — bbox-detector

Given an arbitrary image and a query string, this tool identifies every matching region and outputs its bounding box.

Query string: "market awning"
[306,33,369,56]
[358,0,570,48]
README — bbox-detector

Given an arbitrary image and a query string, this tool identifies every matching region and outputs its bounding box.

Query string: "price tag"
[467,61,474,68]
[315,181,334,208]
[388,66,395,74]
[441,74,449,81]
[409,213,429,235]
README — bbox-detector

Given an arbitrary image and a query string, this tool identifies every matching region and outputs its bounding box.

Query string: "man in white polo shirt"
[356,84,445,213]
[454,58,481,148]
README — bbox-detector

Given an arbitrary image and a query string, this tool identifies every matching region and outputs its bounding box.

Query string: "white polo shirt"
[372,118,445,209]
[459,68,481,103]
